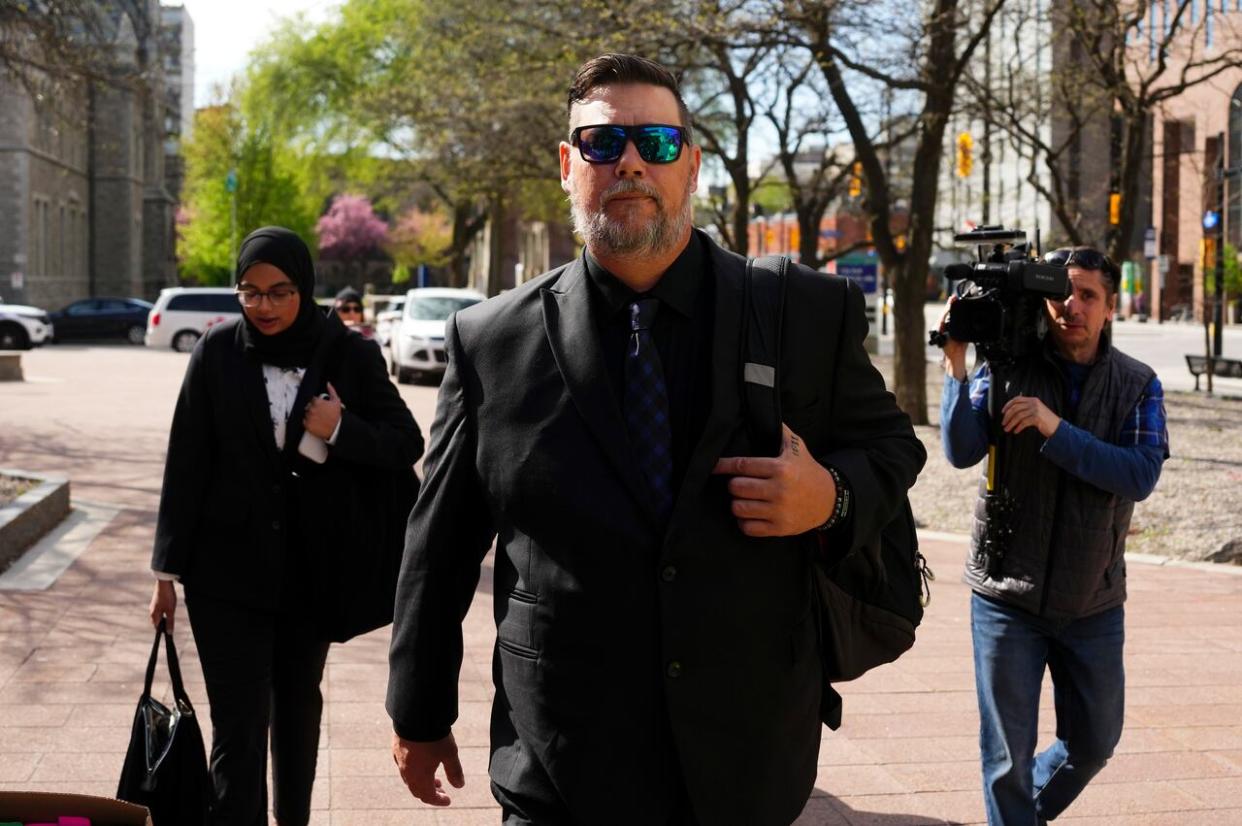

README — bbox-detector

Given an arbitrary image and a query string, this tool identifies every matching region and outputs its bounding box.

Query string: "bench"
[1185,354,1242,390]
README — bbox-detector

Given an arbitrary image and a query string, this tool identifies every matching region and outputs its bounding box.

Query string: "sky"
[179,0,338,108]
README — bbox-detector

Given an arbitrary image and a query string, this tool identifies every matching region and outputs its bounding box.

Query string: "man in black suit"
[387,53,926,825]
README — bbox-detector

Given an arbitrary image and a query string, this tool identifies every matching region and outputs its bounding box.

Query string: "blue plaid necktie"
[625,298,673,520]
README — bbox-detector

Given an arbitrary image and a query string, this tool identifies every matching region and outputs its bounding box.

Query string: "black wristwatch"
[815,465,851,532]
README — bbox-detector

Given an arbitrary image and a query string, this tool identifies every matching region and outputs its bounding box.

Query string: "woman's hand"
[304,381,343,440]
[149,579,177,630]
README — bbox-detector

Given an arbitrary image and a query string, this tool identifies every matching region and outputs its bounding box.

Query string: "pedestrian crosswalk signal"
[848,162,863,198]
[956,132,973,178]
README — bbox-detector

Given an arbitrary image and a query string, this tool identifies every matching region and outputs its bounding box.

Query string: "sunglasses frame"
[1043,247,1111,272]
[569,123,688,165]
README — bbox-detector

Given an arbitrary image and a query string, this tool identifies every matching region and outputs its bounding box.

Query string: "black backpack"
[742,255,933,730]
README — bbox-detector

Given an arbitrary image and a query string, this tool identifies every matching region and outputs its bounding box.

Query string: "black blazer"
[386,232,925,825]
[152,316,424,613]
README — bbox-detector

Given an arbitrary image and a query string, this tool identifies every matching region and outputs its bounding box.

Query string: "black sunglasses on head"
[1043,247,1112,272]
[570,124,688,164]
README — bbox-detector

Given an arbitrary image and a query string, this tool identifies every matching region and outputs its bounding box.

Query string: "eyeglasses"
[236,285,299,308]
[570,124,688,164]
[337,303,363,314]
[1043,247,1111,272]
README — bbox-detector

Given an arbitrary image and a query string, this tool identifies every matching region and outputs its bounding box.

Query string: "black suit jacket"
[386,232,925,824]
[152,316,424,613]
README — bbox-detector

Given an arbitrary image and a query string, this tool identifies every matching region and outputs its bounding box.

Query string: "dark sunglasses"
[1043,247,1112,272]
[338,303,363,313]
[570,124,688,164]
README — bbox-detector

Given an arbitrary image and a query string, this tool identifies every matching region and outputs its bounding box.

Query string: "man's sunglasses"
[1043,247,1112,273]
[337,303,363,313]
[570,124,688,164]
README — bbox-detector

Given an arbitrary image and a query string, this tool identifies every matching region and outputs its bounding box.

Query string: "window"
[167,293,241,313]
[66,300,99,316]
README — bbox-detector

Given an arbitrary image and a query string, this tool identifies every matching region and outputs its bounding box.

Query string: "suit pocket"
[498,587,539,654]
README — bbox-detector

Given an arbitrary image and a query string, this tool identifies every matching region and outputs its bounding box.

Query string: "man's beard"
[569,177,693,258]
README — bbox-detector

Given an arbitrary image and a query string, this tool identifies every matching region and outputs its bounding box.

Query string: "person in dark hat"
[148,226,424,826]
[333,286,374,338]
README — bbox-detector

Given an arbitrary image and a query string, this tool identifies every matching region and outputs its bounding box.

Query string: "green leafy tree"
[178,98,320,284]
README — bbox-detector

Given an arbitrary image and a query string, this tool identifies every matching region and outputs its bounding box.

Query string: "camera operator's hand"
[1001,395,1062,439]
[938,298,969,381]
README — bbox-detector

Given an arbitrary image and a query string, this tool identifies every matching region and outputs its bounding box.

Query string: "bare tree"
[781,0,1007,424]
[972,1,1242,264]
[758,57,853,269]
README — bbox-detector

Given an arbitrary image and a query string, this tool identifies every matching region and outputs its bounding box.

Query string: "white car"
[390,288,485,383]
[372,295,406,348]
[146,287,241,352]
[0,298,53,350]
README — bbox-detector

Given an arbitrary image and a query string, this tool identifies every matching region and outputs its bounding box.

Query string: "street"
[2,341,1241,823]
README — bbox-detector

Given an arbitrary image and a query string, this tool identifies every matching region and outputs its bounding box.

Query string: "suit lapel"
[668,234,746,533]
[541,259,659,528]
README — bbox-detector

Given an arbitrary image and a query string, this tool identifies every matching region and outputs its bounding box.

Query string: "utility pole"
[226,168,238,275]
[1215,133,1226,357]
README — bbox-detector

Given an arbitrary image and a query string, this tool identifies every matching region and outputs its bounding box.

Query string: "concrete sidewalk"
[2,510,1241,825]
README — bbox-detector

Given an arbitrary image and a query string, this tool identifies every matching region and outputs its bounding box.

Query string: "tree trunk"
[1110,107,1148,266]
[449,204,471,288]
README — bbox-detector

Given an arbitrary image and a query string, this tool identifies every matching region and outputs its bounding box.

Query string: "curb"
[916,529,1242,576]
[0,468,70,569]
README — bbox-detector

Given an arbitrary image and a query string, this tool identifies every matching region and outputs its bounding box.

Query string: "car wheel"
[389,348,398,377]
[126,324,146,345]
[396,365,414,384]
[172,330,200,353]
[0,323,30,350]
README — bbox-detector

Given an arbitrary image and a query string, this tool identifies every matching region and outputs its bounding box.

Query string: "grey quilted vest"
[963,336,1155,620]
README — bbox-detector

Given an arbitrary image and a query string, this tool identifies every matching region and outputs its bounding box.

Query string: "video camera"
[929,226,1070,364]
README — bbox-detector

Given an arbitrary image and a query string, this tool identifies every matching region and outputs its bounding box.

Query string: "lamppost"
[226,168,238,274]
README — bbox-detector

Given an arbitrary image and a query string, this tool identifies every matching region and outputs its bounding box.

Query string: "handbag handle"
[143,617,193,708]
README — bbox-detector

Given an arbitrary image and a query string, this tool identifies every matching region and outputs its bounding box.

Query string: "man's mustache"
[600,180,663,207]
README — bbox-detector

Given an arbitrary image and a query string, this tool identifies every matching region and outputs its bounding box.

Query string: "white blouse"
[261,364,306,450]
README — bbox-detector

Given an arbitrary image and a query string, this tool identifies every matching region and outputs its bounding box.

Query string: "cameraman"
[939,247,1169,826]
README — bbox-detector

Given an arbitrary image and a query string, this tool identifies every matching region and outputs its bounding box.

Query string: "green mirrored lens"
[636,128,681,163]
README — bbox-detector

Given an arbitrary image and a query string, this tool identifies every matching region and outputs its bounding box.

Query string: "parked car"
[49,297,153,344]
[373,295,405,347]
[146,287,241,352]
[0,298,53,350]
[390,288,485,383]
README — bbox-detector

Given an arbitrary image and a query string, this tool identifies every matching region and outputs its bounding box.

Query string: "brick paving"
[2,345,1242,825]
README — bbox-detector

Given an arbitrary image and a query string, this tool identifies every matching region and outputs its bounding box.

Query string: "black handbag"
[116,618,211,825]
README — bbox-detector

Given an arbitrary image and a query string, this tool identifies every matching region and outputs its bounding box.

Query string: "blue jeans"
[971,593,1125,825]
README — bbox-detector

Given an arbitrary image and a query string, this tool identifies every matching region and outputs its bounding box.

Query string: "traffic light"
[956,132,973,178]
[848,162,862,198]
[1109,192,1121,225]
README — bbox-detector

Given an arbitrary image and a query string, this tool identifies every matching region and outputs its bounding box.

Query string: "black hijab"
[235,226,325,368]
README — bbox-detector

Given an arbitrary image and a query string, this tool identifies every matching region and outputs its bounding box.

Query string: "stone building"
[0,1,189,309]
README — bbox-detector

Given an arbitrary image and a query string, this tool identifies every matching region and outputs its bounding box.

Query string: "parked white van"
[146,287,241,352]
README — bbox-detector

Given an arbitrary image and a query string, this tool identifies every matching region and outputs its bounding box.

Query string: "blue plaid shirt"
[942,360,1169,502]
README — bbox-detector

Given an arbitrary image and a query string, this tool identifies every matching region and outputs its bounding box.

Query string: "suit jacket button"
[666,660,682,679]
[271,519,281,531]
[661,565,677,583]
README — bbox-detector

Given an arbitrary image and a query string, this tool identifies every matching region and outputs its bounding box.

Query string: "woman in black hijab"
[148,227,424,826]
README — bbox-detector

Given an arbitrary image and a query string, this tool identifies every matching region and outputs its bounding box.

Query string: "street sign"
[836,257,879,294]
[9,271,22,289]
[1203,210,1221,231]
[1144,227,1157,259]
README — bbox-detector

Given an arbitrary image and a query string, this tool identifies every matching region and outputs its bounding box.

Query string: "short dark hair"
[1068,246,1120,295]
[567,53,693,143]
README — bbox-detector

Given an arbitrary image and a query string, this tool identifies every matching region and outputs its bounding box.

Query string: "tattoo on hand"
[791,435,801,456]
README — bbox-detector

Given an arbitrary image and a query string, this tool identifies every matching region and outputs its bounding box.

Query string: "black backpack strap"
[742,255,788,458]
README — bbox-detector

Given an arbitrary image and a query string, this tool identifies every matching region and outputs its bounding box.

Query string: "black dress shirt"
[585,234,715,494]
